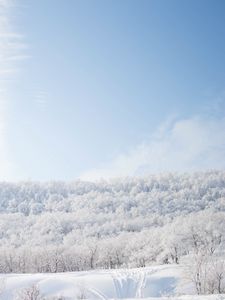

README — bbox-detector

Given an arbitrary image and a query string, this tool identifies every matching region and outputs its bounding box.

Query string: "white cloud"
[80,115,225,181]
[0,0,26,180]
[33,90,48,109]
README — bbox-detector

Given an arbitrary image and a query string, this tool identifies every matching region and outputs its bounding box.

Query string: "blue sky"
[1,0,225,180]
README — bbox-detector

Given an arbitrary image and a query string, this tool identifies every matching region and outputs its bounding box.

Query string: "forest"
[0,171,225,294]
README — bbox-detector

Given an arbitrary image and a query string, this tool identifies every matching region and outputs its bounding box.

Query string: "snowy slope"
[0,264,224,299]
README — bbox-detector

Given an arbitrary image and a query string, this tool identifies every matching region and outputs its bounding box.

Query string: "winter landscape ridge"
[0,171,225,299]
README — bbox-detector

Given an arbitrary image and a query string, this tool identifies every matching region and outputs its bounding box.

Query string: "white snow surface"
[0,264,224,299]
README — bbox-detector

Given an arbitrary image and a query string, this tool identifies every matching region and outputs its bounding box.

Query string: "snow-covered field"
[0,265,224,299]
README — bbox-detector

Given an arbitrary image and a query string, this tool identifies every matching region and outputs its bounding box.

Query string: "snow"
[0,264,224,299]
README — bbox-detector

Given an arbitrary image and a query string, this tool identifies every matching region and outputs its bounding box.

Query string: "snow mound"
[0,265,224,299]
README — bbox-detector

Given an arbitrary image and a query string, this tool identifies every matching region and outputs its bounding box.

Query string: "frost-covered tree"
[0,171,224,276]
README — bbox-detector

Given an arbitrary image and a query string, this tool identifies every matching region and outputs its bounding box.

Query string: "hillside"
[0,171,225,296]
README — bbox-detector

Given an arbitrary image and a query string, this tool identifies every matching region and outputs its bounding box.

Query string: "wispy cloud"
[80,114,225,181]
[0,0,26,180]
[33,90,48,109]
